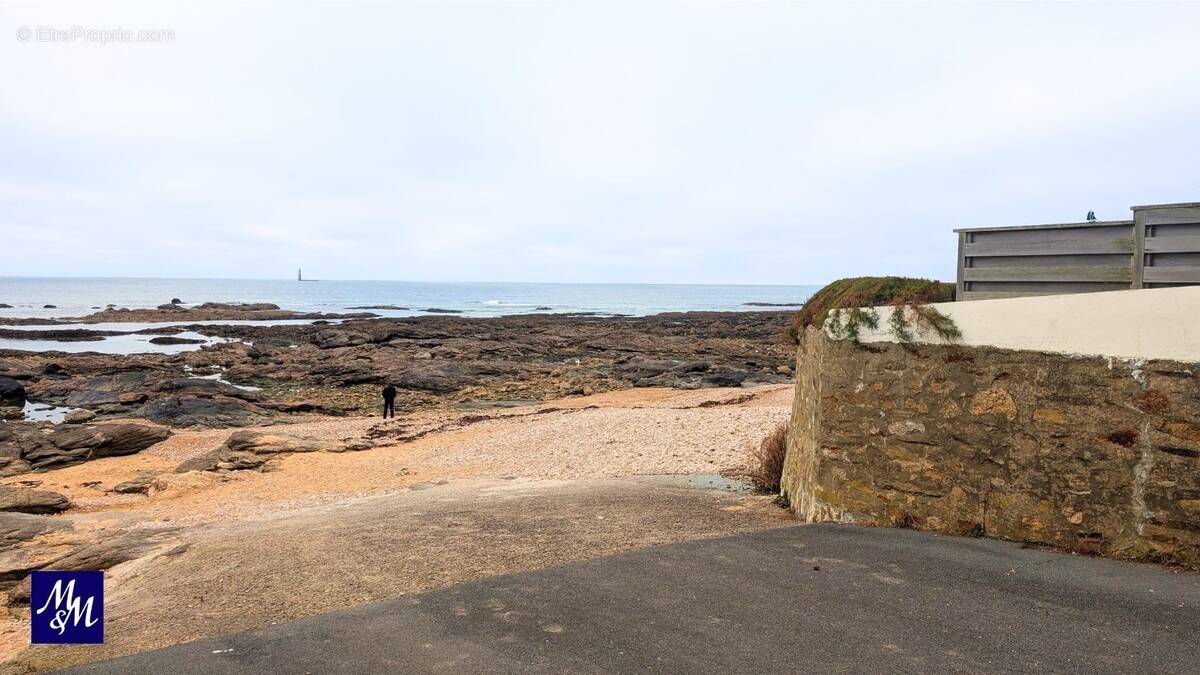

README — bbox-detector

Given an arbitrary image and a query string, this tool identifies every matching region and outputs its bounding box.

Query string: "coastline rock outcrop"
[0,377,25,407]
[135,395,271,428]
[0,485,70,514]
[6,310,795,422]
[30,371,274,427]
[148,336,206,345]
[38,424,171,465]
[0,423,171,474]
[390,362,479,393]
[312,329,370,349]
[181,430,370,472]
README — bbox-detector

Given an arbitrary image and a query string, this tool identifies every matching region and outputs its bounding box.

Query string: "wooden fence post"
[1132,210,1146,289]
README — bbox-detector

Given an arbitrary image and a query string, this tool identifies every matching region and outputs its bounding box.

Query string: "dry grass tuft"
[748,422,789,493]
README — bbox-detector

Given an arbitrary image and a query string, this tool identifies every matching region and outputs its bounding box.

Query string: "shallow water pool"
[0,331,233,355]
[22,400,83,423]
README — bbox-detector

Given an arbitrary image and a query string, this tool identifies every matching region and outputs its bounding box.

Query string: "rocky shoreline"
[0,303,796,667]
[0,306,794,447]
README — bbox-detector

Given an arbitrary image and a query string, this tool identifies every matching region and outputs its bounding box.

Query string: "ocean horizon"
[0,276,819,321]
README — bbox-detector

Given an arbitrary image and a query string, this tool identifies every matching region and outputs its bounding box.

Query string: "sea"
[0,277,817,321]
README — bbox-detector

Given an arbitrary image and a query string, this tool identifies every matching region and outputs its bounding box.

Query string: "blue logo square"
[31,571,104,644]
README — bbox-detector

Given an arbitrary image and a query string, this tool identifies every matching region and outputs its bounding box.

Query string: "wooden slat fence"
[956,202,1200,301]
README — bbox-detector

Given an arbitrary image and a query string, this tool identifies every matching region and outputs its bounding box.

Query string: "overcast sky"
[2,2,1199,285]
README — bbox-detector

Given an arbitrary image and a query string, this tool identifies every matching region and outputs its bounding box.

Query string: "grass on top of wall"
[789,276,955,344]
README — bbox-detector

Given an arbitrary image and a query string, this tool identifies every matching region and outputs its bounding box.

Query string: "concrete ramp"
[65,524,1200,674]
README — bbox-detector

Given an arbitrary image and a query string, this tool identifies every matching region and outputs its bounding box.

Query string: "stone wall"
[781,327,1200,566]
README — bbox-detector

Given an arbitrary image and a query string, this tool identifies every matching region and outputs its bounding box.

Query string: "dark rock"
[0,328,110,342]
[42,305,56,309]
[21,424,172,470]
[216,452,270,471]
[0,425,42,476]
[0,485,69,514]
[50,423,163,461]
[48,373,259,418]
[158,377,256,397]
[674,361,712,373]
[617,360,677,380]
[135,395,270,428]
[0,304,11,309]
[423,308,463,314]
[311,330,370,349]
[308,363,381,385]
[391,363,478,393]
[348,305,410,310]
[702,371,750,387]
[170,298,183,304]
[174,448,224,473]
[0,377,25,407]
[156,303,183,310]
[194,302,281,311]
[269,401,345,415]
[61,371,158,408]
[148,336,205,345]
[246,344,282,360]
[41,363,65,376]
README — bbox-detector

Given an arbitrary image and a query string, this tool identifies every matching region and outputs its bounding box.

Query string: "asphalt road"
[65,524,1200,674]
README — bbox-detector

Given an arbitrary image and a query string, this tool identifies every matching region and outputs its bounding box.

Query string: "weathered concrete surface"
[782,328,1200,566]
[61,525,1200,674]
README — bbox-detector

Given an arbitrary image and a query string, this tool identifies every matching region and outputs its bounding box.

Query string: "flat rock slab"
[0,485,69,514]
[65,524,1200,674]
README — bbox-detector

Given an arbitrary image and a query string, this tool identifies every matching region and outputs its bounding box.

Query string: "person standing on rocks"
[381,384,397,418]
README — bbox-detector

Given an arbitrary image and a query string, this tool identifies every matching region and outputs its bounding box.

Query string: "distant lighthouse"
[297,267,302,282]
